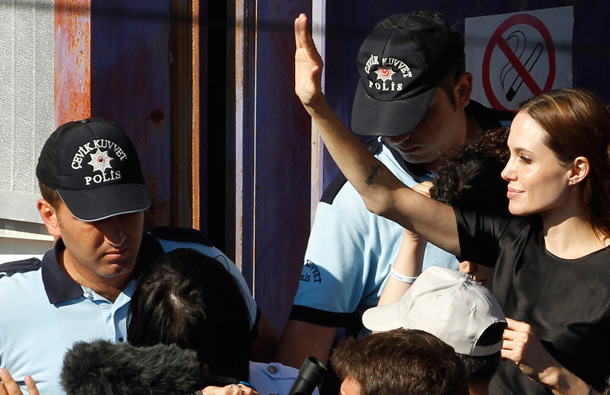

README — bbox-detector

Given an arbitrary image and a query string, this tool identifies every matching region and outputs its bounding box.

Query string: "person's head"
[430,126,510,288]
[431,126,510,216]
[362,267,506,386]
[36,118,150,285]
[128,248,252,381]
[351,10,472,166]
[501,88,610,236]
[331,329,469,395]
[457,322,504,385]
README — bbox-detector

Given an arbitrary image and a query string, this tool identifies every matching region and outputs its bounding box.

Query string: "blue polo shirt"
[0,241,134,395]
[0,229,257,395]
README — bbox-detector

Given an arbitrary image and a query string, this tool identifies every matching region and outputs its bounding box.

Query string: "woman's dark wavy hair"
[431,127,510,216]
[128,248,252,381]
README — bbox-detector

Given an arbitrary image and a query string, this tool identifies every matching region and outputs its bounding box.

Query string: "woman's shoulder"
[456,208,539,234]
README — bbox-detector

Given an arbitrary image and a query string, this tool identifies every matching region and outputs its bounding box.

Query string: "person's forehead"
[507,112,548,151]
[340,377,363,395]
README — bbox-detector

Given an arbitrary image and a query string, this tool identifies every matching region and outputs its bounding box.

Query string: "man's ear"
[454,73,473,109]
[38,199,61,238]
[568,156,590,186]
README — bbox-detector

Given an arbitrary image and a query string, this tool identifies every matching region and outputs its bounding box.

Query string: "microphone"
[61,340,239,395]
[287,356,327,395]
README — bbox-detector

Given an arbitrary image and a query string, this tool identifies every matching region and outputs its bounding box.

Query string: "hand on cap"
[0,369,39,395]
[294,13,325,108]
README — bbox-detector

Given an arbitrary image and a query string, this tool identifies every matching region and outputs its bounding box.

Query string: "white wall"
[0,0,56,262]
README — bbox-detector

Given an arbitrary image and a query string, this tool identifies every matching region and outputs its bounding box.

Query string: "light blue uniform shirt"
[0,246,134,395]
[291,138,458,327]
[0,229,257,395]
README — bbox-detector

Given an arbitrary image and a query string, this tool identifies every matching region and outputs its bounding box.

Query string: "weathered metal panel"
[236,1,313,333]
[55,0,91,125]
[90,0,173,230]
[235,0,257,282]
[169,0,201,230]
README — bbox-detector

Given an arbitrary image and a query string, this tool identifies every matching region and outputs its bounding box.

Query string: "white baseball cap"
[362,266,506,356]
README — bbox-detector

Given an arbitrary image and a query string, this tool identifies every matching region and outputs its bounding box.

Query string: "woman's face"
[500,112,572,217]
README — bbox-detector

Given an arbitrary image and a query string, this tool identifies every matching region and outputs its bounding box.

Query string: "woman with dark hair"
[128,248,313,395]
[128,249,252,381]
[295,12,610,395]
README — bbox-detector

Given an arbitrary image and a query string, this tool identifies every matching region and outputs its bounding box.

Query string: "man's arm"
[251,314,279,363]
[276,320,337,368]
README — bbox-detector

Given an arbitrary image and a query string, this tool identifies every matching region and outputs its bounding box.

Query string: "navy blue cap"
[36,118,150,222]
[352,13,461,137]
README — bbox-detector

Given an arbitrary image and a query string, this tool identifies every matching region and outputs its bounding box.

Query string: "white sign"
[466,7,573,112]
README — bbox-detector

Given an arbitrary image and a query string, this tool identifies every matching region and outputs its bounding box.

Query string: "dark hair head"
[431,127,510,216]
[127,248,252,381]
[458,322,505,383]
[520,88,610,238]
[331,329,469,395]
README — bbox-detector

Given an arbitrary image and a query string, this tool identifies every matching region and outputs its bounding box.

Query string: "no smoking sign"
[466,7,573,112]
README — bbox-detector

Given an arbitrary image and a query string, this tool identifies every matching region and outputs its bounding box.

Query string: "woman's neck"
[542,209,608,259]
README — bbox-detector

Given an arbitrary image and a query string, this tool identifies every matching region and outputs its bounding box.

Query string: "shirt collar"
[41,233,164,304]
[41,239,84,304]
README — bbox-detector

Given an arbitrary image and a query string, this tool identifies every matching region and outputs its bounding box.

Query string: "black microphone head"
[60,340,205,395]
[288,356,327,395]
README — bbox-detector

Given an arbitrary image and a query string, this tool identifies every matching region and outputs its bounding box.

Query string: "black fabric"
[0,257,41,276]
[288,305,355,328]
[456,209,610,393]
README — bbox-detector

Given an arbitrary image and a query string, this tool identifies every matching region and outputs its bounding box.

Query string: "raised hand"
[294,13,324,108]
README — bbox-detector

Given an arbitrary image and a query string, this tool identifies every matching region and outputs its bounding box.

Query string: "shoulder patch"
[320,172,348,205]
[0,258,41,277]
[148,226,213,247]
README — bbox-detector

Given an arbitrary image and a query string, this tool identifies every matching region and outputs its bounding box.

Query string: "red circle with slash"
[482,13,556,112]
